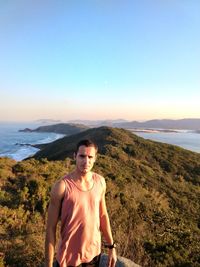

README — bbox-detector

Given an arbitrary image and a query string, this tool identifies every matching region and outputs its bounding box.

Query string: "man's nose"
[84,156,89,164]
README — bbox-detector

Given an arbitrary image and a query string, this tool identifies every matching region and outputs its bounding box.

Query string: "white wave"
[0,146,40,161]
[0,132,65,161]
[35,134,65,144]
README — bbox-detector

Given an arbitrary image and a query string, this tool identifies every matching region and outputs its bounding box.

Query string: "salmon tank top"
[56,173,104,267]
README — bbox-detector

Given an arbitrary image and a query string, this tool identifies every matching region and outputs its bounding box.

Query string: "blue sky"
[0,0,199,121]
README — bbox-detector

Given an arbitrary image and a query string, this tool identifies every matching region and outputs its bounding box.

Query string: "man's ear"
[94,154,97,162]
[73,152,76,160]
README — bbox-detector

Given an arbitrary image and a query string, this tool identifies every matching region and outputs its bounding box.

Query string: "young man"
[45,139,117,267]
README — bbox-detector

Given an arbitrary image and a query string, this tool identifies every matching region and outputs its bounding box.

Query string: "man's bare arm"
[100,178,117,267]
[45,180,65,267]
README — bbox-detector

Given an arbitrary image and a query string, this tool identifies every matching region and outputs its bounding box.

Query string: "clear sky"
[0,0,200,122]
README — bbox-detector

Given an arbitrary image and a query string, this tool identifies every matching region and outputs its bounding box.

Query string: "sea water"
[0,122,65,161]
[132,130,200,153]
[0,123,200,162]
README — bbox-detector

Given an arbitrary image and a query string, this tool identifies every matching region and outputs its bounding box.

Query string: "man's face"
[75,145,97,174]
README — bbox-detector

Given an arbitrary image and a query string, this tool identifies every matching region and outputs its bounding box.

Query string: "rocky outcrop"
[19,128,32,132]
[100,254,141,267]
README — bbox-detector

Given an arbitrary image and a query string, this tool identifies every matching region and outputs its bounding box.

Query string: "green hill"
[1,127,200,266]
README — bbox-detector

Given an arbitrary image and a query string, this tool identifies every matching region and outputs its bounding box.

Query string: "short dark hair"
[75,139,98,154]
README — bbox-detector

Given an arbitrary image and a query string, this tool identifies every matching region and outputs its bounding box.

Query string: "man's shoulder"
[51,178,66,198]
[93,172,106,188]
[93,172,105,180]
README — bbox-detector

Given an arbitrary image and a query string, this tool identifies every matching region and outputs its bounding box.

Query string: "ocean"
[132,130,200,153]
[0,122,65,161]
[0,123,200,161]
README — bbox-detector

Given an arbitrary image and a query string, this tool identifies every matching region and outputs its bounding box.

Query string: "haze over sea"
[0,122,200,161]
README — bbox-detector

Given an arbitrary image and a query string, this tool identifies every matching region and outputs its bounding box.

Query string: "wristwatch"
[105,242,117,249]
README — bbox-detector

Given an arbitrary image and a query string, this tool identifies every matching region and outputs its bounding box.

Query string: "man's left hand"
[107,248,117,267]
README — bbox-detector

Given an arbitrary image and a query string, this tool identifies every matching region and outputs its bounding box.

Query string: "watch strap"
[105,242,116,249]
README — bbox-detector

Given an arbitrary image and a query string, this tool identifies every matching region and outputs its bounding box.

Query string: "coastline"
[0,123,65,161]
[1,123,200,162]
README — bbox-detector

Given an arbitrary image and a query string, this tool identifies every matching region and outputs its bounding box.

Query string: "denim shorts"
[53,254,101,267]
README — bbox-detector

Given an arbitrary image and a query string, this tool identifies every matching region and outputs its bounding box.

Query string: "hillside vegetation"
[1,127,200,267]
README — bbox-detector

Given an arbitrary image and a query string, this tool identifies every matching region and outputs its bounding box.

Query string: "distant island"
[19,123,89,135]
[113,118,200,130]
[22,119,200,135]
[34,119,62,124]
[54,118,200,131]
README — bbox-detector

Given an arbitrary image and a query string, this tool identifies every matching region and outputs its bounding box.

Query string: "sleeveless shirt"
[56,172,104,267]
